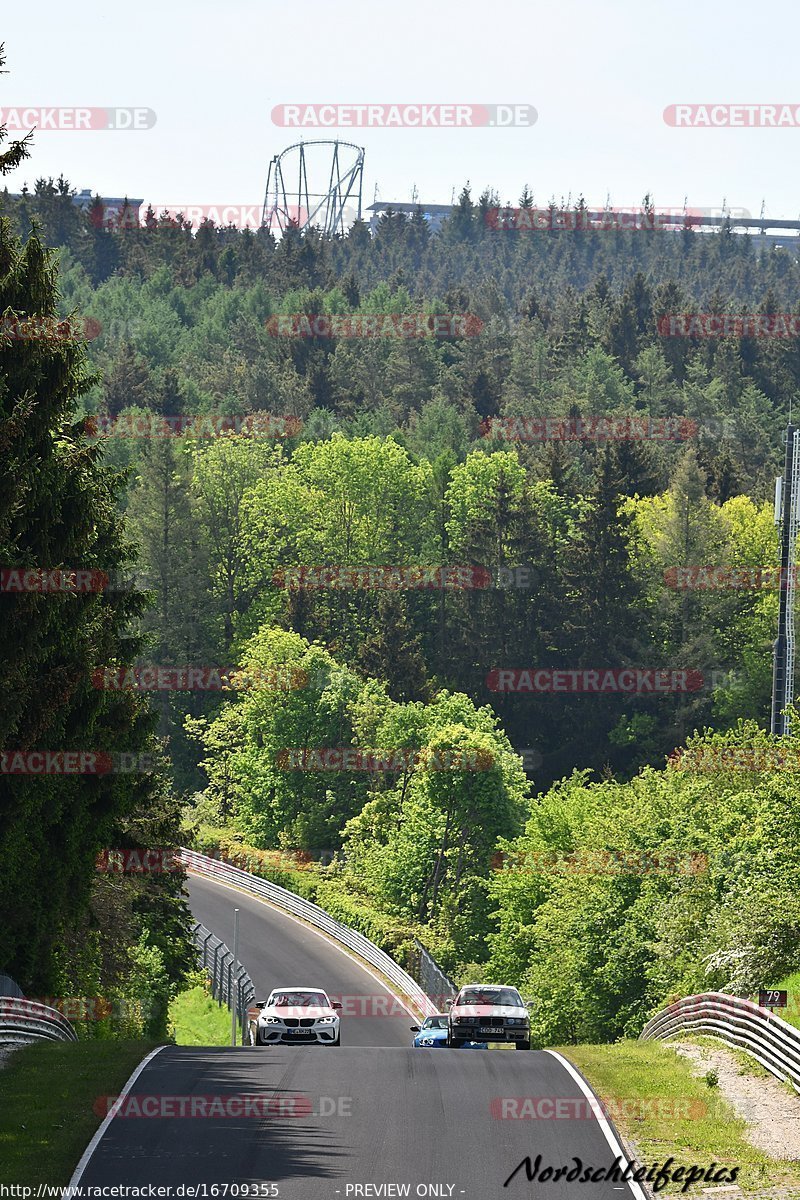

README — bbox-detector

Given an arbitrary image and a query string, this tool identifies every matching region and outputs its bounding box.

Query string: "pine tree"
[0,60,186,987]
[104,341,155,416]
[0,47,32,175]
[125,436,213,794]
[564,445,645,662]
[126,437,211,665]
[358,593,431,702]
[611,438,665,498]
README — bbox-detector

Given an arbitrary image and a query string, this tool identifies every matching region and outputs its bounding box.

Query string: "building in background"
[368,199,800,250]
[367,201,454,234]
[72,190,143,227]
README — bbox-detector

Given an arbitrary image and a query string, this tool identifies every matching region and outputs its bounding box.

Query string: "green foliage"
[187,629,374,847]
[6,136,799,1044]
[0,210,166,989]
[486,722,800,1045]
[0,54,194,1006]
[168,976,231,1046]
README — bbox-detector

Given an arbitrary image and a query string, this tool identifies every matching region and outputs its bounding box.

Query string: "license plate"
[288,1028,307,1035]
[479,1026,501,1034]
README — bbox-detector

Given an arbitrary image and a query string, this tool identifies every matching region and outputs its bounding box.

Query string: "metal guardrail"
[640,991,800,1093]
[182,848,438,1018]
[411,938,456,1009]
[192,921,256,1043]
[0,997,78,1047]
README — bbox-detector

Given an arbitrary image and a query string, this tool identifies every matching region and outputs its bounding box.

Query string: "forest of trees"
[0,79,193,1032]
[3,155,799,1042]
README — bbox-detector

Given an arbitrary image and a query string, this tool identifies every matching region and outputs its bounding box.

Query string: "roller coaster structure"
[261,141,364,237]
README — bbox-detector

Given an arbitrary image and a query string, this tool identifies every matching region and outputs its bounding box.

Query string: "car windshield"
[268,990,328,1008]
[458,988,523,1007]
[422,1016,448,1030]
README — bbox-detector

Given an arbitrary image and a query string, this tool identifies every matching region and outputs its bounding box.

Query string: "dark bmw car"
[446,984,531,1049]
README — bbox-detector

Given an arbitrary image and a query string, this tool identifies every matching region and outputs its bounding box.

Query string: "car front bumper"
[257,1024,339,1044]
[449,1024,528,1043]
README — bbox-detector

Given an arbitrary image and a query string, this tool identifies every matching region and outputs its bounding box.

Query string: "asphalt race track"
[72,873,648,1198]
[186,874,414,1046]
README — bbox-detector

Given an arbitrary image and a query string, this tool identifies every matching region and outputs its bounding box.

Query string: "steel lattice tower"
[771,424,800,735]
[261,141,364,238]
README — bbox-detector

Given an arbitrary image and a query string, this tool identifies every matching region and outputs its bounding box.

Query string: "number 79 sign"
[759,990,788,1009]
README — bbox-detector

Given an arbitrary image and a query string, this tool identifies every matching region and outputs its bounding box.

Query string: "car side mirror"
[332,1002,342,1010]
[409,1025,420,1032]
[256,1001,266,1008]
[525,998,535,1006]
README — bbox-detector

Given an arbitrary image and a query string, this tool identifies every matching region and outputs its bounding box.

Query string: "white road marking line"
[543,1050,649,1200]
[65,1044,166,1192]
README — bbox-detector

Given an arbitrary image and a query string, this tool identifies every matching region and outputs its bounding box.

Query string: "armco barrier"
[193,920,256,1043]
[0,997,78,1047]
[640,991,800,1092]
[181,848,438,1017]
[411,937,456,1005]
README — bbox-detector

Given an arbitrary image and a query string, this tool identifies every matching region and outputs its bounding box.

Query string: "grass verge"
[560,1039,800,1194]
[0,1039,158,1185]
[169,983,232,1046]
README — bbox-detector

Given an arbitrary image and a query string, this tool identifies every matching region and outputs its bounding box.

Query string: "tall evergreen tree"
[357,592,431,702]
[0,52,191,991]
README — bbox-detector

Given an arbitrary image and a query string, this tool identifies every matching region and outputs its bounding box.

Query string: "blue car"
[410,1013,487,1049]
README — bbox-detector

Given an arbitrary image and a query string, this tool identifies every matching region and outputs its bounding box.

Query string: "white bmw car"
[249,986,342,1046]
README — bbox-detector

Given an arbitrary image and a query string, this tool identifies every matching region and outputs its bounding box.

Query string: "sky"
[3,0,800,224]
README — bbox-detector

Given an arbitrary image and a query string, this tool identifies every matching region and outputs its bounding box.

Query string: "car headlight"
[506,1017,526,1026]
[454,1016,470,1024]
[317,1015,337,1024]
[262,1016,282,1024]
